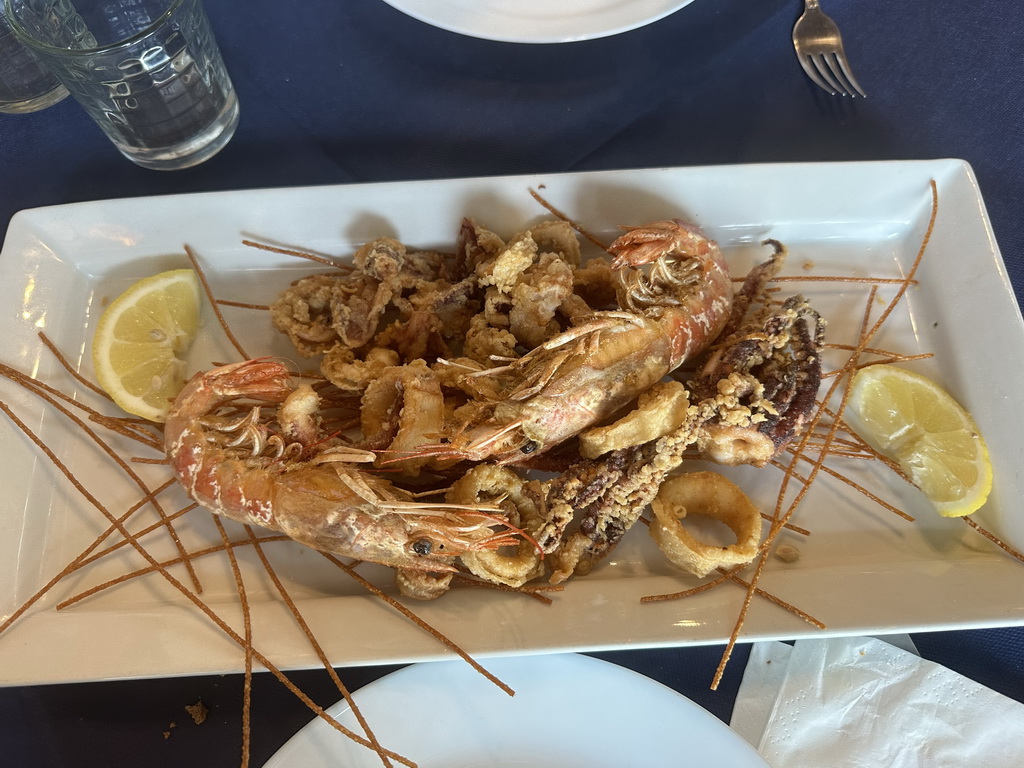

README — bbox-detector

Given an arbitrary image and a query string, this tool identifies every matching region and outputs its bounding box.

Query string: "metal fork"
[792,0,866,97]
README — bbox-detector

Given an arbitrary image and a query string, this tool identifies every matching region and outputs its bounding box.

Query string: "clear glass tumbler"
[5,0,239,170]
[0,5,67,113]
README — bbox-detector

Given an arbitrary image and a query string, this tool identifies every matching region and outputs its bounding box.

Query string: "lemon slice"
[92,269,202,422]
[846,365,992,517]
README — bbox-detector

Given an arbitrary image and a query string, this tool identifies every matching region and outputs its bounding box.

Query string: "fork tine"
[810,54,847,96]
[798,54,837,95]
[821,52,862,98]
[832,51,867,97]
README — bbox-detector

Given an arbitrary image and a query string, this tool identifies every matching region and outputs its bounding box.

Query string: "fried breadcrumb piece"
[185,700,208,725]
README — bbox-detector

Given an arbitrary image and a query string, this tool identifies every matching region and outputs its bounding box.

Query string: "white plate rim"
[378,0,696,44]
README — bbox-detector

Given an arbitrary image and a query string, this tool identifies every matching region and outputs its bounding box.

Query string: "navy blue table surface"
[1,1,1023,765]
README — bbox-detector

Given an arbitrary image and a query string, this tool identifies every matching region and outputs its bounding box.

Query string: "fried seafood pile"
[258,217,824,598]
[272,221,598,371]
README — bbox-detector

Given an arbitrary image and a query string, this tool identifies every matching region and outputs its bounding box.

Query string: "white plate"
[1,161,1023,687]
[264,653,770,767]
[379,0,695,44]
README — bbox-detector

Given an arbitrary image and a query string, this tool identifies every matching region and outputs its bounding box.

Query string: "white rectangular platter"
[1,160,1022,686]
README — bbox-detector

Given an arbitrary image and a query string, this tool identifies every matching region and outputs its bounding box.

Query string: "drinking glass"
[4,0,239,170]
[0,5,67,113]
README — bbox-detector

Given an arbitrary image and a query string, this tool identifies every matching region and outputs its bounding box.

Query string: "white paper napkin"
[731,636,1024,767]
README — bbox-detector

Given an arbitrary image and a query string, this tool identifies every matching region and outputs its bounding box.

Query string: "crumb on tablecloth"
[185,701,208,725]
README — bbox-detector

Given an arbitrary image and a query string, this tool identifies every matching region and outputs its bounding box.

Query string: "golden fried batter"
[396,567,454,600]
[476,231,537,294]
[579,380,692,458]
[321,345,399,392]
[463,314,519,364]
[509,252,575,348]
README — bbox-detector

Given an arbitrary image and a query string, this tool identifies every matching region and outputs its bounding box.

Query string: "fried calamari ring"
[395,566,454,600]
[579,381,691,458]
[360,360,446,474]
[649,471,762,578]
[448,465,545,588]
[529,219,581,267]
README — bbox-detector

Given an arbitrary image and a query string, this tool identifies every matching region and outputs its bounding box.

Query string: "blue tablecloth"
[2,1,1022,764]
